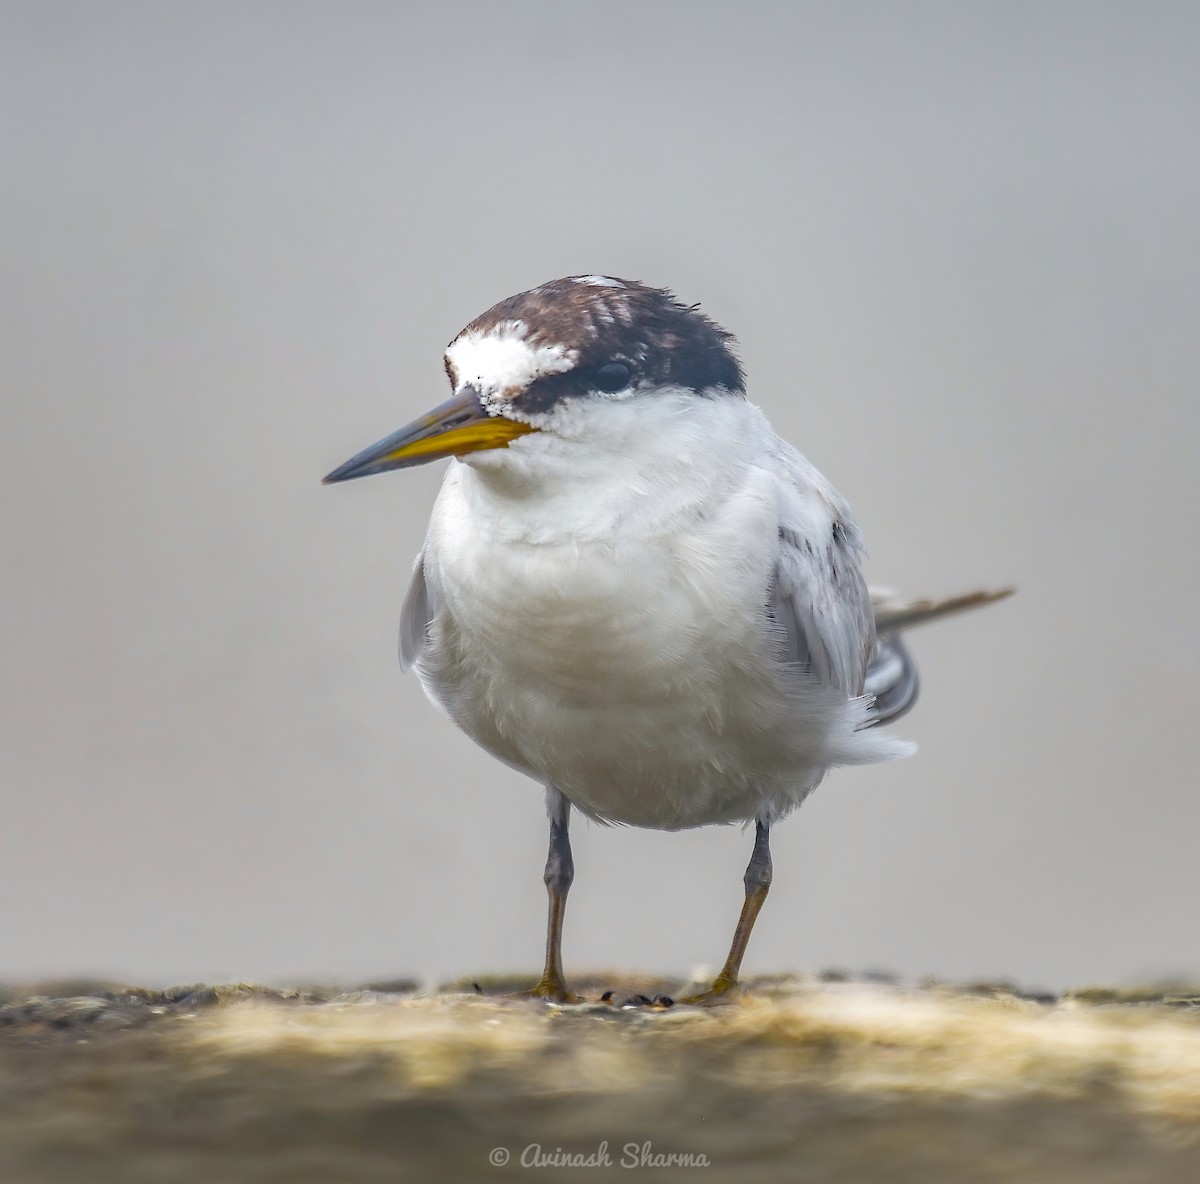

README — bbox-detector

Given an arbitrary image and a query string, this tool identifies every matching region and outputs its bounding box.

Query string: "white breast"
[413,395,856,828]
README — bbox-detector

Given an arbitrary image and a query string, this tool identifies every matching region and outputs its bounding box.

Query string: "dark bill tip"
[322,386,536,484]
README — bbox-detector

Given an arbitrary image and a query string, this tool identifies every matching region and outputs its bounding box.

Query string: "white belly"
[415,466,841,829]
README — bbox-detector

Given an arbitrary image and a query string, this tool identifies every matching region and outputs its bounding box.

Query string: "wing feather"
[398,551,435,671]
[870,586,1015,632]
[767,442,874,697]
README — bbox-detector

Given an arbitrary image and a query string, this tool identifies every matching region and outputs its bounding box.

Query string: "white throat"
[449,389,769,545]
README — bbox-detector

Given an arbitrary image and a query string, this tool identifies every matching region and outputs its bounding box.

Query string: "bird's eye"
[591,361,633,393]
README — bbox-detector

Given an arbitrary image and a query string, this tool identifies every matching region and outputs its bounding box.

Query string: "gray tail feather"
[871,587,1015,634]
[865,633,920,726]
[865,587,1014,727]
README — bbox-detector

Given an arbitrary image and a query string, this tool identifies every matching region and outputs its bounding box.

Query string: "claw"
[510,976,581,1004]
[679,973,746,1006]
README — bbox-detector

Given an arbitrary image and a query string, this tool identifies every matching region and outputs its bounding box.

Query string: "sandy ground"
[1,974,1198,1183]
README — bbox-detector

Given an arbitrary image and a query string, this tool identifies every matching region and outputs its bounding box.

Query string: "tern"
[325,275,1010,1004]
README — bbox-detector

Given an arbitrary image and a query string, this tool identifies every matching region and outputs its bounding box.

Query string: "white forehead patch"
[446,320,577,406]
[571,274,624,288]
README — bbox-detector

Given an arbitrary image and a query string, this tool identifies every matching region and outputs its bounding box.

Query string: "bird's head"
[322,276,744,483]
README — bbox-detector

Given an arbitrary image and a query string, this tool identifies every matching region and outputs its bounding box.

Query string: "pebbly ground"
[1,973,1198,1183]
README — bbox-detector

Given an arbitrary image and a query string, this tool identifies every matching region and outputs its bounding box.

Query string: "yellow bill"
[323,387,537,483]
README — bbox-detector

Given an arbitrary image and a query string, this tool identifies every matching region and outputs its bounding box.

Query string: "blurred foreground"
[1,974,1198,1183]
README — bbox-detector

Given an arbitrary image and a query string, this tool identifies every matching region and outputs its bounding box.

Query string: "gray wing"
[771,525,921,725]
[398,550,435,671]
[768,442,919,726]
[771,521,874,696]
[767,445,875,698]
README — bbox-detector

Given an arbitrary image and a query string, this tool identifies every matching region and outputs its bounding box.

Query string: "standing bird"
[324,276,1009,1004]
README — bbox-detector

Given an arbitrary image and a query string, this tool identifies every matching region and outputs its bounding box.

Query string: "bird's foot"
[678,973,747,1007]
[510,975,581,1005]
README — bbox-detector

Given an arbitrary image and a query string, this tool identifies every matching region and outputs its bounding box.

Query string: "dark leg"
[682,818,772,1004]
[519,787,579,1003]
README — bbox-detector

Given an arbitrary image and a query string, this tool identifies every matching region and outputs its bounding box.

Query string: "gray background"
[3,1,1196,992]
